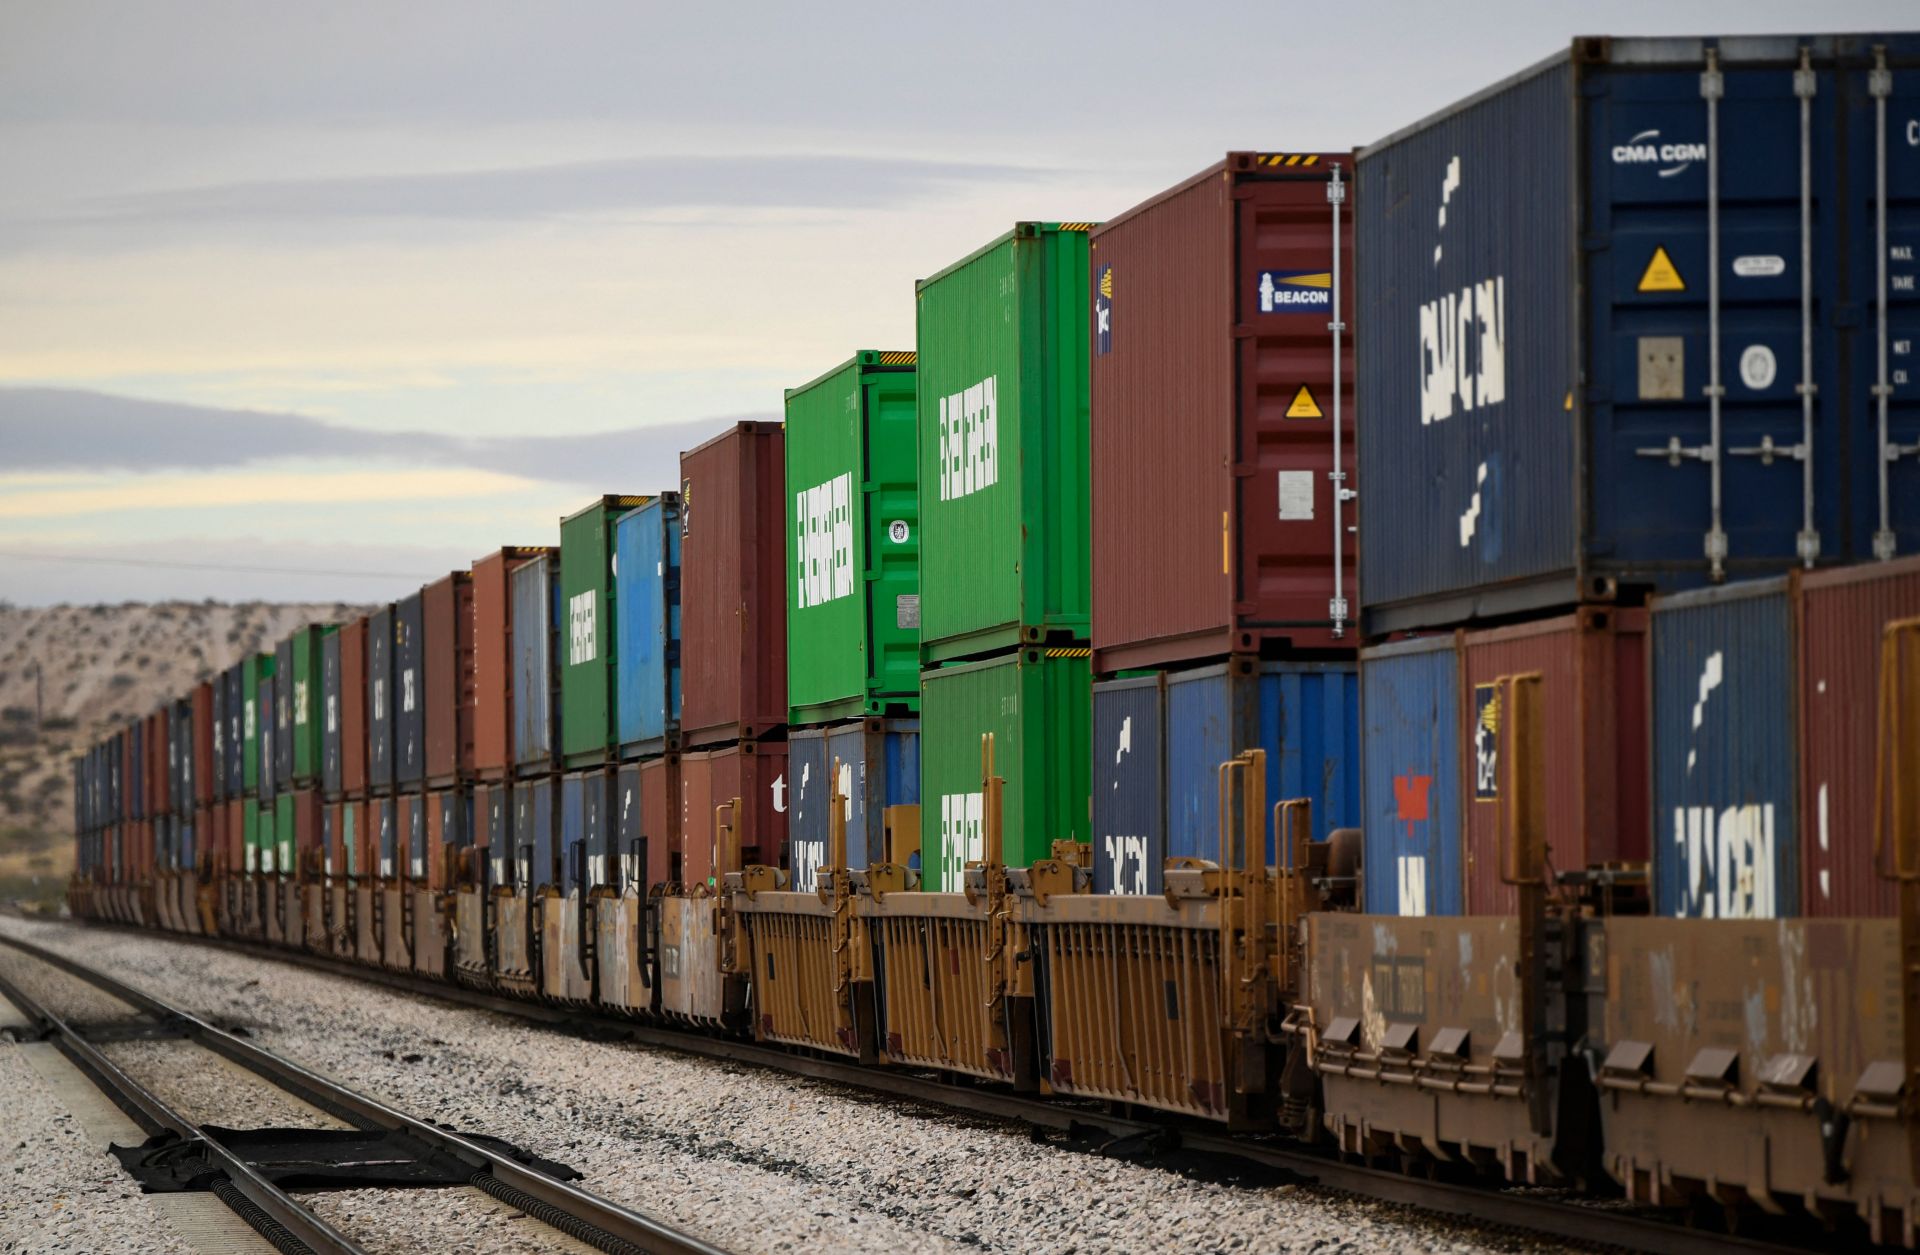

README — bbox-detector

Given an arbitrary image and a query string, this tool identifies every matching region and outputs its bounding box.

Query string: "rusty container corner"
[422,570,477,787]
[1798,553,1920,917]
[1460,607,1649,914]
[679,741,789,889]
[1091,153,1358,671]
[679,422,788,748]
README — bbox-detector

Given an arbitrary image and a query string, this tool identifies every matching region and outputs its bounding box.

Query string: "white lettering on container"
[1397,856,1428,916]
[794,472,854,609]
[1419,276,1505,424]
[1611,130,1707,177]
[1671,803,1777,918]
[939,791,984,888]
[1103,833,1148,895]
[792,838,824,893]
[937,376,999,502]
[569,590,597,666]
[401,669,416,715]
[294,679,309,727]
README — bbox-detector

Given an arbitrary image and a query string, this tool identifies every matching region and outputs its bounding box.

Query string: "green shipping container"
[257,801,276,875]
[918,648,1091,891]
[560,495,653,767]
[916,222,1094,662]
[241,653,274,795]
[275,792,294,877]
[786,350,920,724]
[290,625,333,783]
[243,798,260,875]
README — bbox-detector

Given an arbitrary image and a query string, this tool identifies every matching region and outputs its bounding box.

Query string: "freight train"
[62,34,1920,1248]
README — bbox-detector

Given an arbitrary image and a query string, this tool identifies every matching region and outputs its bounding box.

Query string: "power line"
[0,548,431,580]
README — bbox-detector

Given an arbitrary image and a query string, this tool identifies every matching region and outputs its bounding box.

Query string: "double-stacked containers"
[277,625,329,949]
[319,619,365,957]
[784,353,921,890]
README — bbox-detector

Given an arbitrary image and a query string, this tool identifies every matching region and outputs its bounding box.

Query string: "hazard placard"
[1285,384,1324,419]
[1638,246,1686,293]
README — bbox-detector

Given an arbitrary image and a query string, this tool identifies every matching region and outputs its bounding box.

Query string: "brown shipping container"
[147,710,169,818]
[423,572,477,785]
[678,742,788,888]
[341,617,369,797]
[473,548,549,780]
[123,722,140,821]
[679,423,787,747]
[1091,153,1358,671]
[640,754,682,889]
[1799,554,1920,918]
[191,683,215,808]
[291,789,322,879]
[224,798,244,880]
[1460,608,1649,914]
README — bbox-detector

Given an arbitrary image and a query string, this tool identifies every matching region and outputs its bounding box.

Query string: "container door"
[1092,677,1163,895]
[863,366,921,708]
[1360,646,1463,916]
[786,732,828,891]
[511,558,554,768]
[614,765,641,894]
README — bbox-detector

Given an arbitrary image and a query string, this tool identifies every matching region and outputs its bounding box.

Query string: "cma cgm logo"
[1612,129,1706,178]
[937,376,998,502]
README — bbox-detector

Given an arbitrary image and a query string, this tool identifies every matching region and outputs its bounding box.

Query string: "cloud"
[0,386,764,485]
[0,466,538,520]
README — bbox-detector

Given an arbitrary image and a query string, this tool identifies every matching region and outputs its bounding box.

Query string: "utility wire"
[0,549,430,580]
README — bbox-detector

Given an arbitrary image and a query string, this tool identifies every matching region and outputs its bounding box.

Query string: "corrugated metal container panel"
[561,768,612,892]
[1165,660,1359,868]
[480,782,512,890]
[223,665,244,799]
[639,754,681,889]
[678,742,788,888]
[1358,37,1920,636]
[275,792,296,878]
[614,497,681,759]
[210,679,227,804]
[321,631,343,796]
[1800,556,1920,917]
[242,657,265,795]
[241,799,258,874]
[1092,154,1359,670]
[401,792,425,884]
[395,593,425,787]
[429,788,467,892]
[1651,576,1797,918]
[374,796,396,880]
[512,776,559,894]
[785,352,921,724]
[256,672,277,806]
[291,625,329,784]
[917,224,1093,661]
[919,649,1091,890]
[1091,673,1164,895]
[680,422,787,747]
[291,789,319,881]
[787,718,919,890]
[340,618,368,797]
[171,698,191,818]
[423,572,476,785]
[149,708,169,816]
[612,764,641,892]
[473,548,548,779]
[1461,608,1650,914]
[510,555,561,773]
[273,637,294,790]
[1360,636,1464,915]
[191,683,213,809]
[130,720,146,820]
[561,497,651,766]
[367,606,395,793]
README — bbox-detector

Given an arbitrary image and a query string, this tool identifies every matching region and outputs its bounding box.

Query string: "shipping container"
[919,649,1090,890]
[559,497,652,766]
[1359,636,1464,916]
[1460,608,1650,914]
[1651,576,1797,918]
[679,741,788,888]
[400,792,425,884]
[395,592,425,787]
[148,708,169,818]
[367,605,395,793]
[787,718,920,890]
[473,548,551,780]
[680,422,787,747]
[511,555,562,774]
[209,678,227,804]
[242,799,260,875]
[258,798,277,875]
[1798,554,1920,917]
[321,629,343,795]
[1091,662,1359,894]
[190,682,214,809]
[640,754,681,889]
[428,788,467,892]
[274,636,294,791]
[256,669,276,807]
[288,625,330,785]
[174,697,195,818]
[340,617,369,797]
[243,655,272,796]
[1356,35,1920,636]
[374,796,397,880]
[512,775,559,894]
[478,782,511,890]
[786,352,921,723]
[422,571,477,785]
[222,664,244,799]
[614,497,681,759]
[917,223,1093,661]
[560,768,612,893]
[290,789,319,880]
[1092,153,1359,669]
[275,792,297,878]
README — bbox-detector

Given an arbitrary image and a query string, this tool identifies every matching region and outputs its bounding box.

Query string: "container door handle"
[1872,48,1915,561]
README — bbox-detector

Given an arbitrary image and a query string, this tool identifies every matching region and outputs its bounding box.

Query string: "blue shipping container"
[614,496,682,758]
[375,797,396,881]
[513,775,558,893]
[1357,35,1920,635]
[404,793,425,882]
[368,605,395,792]
[613,763,642,892]
[482,783,512,890]
[1650,576,1797,918]
[224,666,244,798]
[1091,674,1164,895]
[511,556,559,773]
[559,769,610,892]
[396,593,425,787]
[1360,638,1464,916]
[787,719,920,891]
[275,639,293,790]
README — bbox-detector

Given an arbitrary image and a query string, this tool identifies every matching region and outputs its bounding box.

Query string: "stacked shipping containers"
[613,498,682,891]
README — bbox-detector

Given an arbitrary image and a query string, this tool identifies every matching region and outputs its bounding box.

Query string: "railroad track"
[19,918,1841,1255]
[0,931,727,1255]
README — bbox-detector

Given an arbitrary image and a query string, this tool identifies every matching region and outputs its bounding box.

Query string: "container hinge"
[1325,177,1346,206]
[1727,434,1808,467]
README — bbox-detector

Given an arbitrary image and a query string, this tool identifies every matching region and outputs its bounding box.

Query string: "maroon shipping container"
[123,723,140,821]
[473,547,550,780]
[1091,152,1358,672]
[423,571,477,786]
[1460,607,1649,915]
[679,423,787,747]
[640,755,682,890]
[340,617,369,797]
[191,682,215,809]
[146,710,169,819]
[1799,554,1920,918]
[424,788,458,892]
[290,789,321,880]
[132,818,153,881]
[679,742,787,888]
[225,798,244,881]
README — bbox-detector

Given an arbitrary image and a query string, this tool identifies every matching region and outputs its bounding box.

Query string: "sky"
[1,1,1911,604]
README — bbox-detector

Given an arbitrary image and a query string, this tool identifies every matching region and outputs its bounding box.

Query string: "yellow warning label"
[1638,246,1686,293]
[1285,384,1324,419]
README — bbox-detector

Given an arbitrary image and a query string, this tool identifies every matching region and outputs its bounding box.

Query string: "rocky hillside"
[0,602,367,899]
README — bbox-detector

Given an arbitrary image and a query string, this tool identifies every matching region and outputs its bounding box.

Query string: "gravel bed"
[304,1185,595,1255]
[0,916,1580,1254]
[95,1038,351,1132]
[0,1040,191,1255]
[0,946,141,1025]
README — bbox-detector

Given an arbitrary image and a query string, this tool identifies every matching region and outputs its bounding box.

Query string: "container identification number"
[569,590,597,666]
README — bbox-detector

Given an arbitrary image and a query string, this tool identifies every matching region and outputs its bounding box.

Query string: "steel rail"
[0,932,728,1255]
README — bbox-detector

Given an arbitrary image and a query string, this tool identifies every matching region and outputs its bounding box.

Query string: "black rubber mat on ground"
[110,1127,581,1192]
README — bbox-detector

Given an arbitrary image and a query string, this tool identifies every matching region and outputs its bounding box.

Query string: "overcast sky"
[1,1,1909,604]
